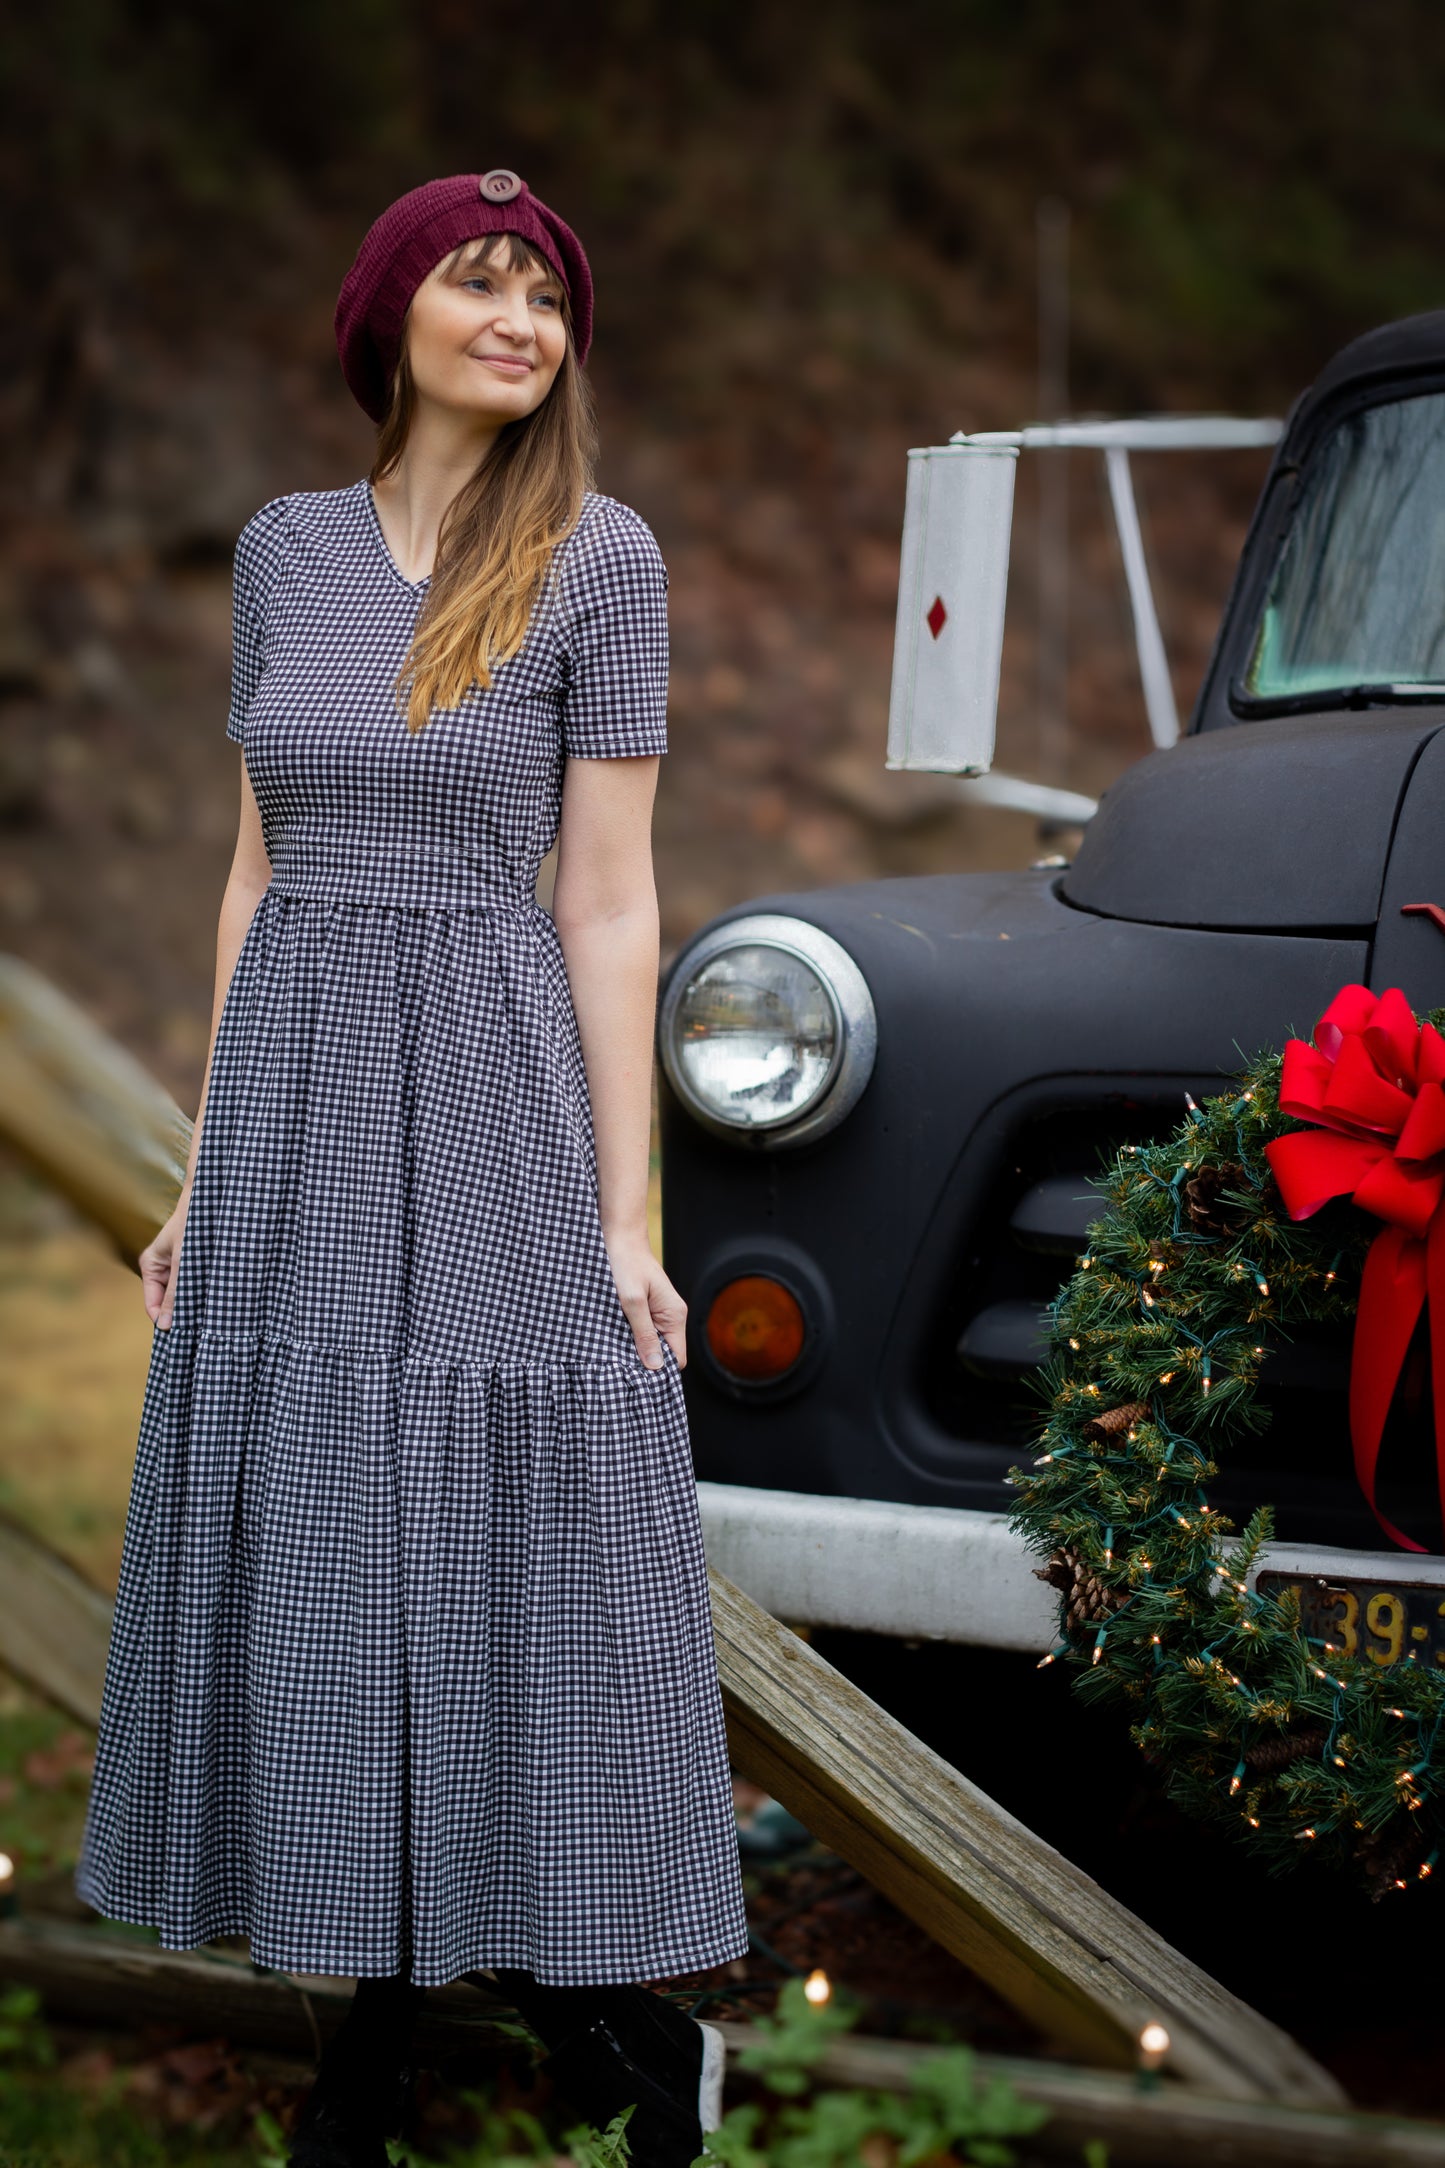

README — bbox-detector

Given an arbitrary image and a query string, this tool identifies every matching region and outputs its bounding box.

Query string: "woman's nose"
[492,292,535,341]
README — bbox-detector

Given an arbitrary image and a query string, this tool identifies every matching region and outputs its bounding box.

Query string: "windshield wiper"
[1230,678,1445,718]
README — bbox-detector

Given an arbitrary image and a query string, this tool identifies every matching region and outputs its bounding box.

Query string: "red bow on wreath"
[1265,984,1445,1553]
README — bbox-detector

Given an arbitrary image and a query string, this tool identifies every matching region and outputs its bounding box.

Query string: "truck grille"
[920,1099,1441,1551]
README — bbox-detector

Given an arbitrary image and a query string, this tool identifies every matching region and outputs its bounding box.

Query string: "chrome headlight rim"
[658,912,878,1151]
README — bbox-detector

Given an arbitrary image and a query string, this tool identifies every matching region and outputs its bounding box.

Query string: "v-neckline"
[362,480,432,594]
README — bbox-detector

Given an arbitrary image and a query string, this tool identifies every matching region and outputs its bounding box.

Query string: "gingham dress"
[74,479,751,1988]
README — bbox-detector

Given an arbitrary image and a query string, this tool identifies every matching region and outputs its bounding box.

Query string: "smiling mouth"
[476,355,533,373]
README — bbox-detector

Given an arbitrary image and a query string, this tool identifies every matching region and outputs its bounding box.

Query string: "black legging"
[336,1959,649,2063]
[332,1963,428,2061]
[488,1965,657,2053]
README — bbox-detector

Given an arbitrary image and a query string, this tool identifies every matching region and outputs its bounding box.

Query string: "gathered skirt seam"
[173,1321,652,1380]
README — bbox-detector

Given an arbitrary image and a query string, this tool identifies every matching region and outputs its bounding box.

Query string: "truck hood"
[1060,710,1445,931]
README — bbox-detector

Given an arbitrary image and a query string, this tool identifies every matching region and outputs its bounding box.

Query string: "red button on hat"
[480,169,523,202]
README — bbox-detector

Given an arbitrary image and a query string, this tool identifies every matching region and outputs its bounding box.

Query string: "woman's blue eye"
[462,277,559,307]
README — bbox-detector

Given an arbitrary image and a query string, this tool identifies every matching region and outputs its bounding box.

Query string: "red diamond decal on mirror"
[926,595,948,640]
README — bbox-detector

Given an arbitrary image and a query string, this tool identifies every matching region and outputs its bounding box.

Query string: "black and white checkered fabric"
[74,480,751,1988]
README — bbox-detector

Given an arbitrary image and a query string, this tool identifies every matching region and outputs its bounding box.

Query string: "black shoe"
[542,2008,725,2168]
[592,1989,726,2139]
[285,2085,393,2168]
[286,1988,423,2166]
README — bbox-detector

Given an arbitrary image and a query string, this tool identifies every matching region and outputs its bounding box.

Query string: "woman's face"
[404,237,568,425]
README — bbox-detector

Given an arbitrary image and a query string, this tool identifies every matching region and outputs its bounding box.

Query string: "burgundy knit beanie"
[334,170,594,423]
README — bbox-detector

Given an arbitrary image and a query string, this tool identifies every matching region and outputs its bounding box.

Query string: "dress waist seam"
[262,880,547,918]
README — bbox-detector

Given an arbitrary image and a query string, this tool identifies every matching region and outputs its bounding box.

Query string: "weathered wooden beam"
[0,1915,511,2061]
[0,952,187,1265]
[709,1563,1342,2108]
[1,1921,1435,2168]
[0,1509,110,1727]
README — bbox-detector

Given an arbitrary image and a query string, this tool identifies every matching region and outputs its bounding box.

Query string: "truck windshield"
[1243,390,1445,701]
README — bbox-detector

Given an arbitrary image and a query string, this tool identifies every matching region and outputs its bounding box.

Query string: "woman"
[73,170,749,2168]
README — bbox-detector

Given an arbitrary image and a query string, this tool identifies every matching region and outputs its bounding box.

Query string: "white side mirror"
[886,444,1018,775]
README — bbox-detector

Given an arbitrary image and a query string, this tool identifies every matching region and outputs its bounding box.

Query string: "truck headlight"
[658,914,877,1148]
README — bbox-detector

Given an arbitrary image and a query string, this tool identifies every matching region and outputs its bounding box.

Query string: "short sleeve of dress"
[557,501,670,759]
[225,498,291,746]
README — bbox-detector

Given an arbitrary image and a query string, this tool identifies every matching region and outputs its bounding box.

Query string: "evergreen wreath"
[1007,1020,1445,1901]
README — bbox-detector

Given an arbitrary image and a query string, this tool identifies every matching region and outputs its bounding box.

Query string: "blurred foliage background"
[1,1,1445,1594]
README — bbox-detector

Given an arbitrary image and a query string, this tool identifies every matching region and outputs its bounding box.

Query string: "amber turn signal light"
[705,1275,806,1382]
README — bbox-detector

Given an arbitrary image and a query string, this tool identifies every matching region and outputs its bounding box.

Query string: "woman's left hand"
[603,1228,687,1371]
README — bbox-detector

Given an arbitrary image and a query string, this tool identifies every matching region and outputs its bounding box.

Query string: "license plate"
[1256,1572,1445,1670]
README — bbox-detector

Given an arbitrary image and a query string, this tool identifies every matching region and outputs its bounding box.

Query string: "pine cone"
[1356,1815,1430,1901]
[1034,1544,1126,1628]
[1081,1400,1150,1444]
[1242,1727,1326,1773]
[1183,1161,1253,1238]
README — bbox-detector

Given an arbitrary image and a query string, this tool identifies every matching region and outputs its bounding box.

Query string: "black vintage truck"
[656,309,1445,1577]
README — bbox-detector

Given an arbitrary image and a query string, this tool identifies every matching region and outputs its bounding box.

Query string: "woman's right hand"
[140,1187,192,1328]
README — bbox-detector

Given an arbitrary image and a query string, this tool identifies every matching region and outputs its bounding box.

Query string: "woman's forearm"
[554,897,661,1240]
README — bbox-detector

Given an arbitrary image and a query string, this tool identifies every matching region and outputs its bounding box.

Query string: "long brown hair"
[372,231,599,734]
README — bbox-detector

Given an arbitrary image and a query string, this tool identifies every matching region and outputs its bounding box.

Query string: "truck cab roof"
[1066,309,1445,938]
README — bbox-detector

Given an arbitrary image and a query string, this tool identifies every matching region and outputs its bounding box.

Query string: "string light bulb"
[1137,2022,1170,2073]
[804,1969,832,2005]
